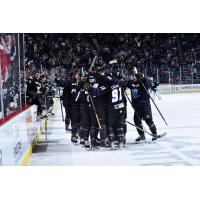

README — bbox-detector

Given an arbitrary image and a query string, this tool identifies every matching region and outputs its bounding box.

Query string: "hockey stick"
[126,120,167,139]
[85,38,102,129]
[126,120,154,136]
[138,79,168,126]
[89,54,99,72]
[58,87,64,122]
[89,38,100,72]
[89,94,102,129]
[125,92,167,139]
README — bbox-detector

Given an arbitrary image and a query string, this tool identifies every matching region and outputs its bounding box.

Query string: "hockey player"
[78,71,90,149]
[70,70,81,143]
[61,72,73,131]
[149,77,161,100]
[45,78,55,112]
[127,68,158,142]
[116,69,128,144]
[40,75,55,117]
[26,72,46,119]
[108,60,128,145]
[55,74,72,130]
[87,65,109,149]
[106,73,126,149]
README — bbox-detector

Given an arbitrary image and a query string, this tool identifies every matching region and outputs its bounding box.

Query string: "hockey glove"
[84,83,92,92]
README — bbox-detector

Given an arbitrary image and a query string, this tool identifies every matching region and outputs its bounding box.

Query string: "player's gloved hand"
[83,83,92,92]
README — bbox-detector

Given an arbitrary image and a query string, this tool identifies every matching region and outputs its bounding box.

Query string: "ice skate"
[135,135,146,144]
[152,133,158,141]
[110,140,119,150]
[118,141,124,149]
[65,125,72,132]
[84,140,90,149]
[71,135,78,143]
[80,138,85,145]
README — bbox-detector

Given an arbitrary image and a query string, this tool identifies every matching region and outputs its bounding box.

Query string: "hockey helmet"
[96,63,107,74]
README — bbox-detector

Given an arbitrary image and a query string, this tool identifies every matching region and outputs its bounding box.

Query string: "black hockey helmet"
[69,71,74,77]
[67,70,74,80]
[96,63,107,73]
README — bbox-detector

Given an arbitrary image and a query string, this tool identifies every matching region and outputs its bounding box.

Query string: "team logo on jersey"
[131,89,139,99]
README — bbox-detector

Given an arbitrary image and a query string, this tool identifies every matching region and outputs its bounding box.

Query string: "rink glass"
[0,33,26,122]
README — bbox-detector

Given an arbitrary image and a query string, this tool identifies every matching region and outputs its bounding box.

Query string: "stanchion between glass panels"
[0,59,4,121]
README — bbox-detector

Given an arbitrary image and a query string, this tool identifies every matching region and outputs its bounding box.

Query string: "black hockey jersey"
[61,79,72,106]
[70,81,80,108]
[78,80,90,110]
[127,77,150,106]
[101,75,126,110]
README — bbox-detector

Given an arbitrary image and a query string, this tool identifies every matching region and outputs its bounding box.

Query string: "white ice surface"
[29,93,200,166]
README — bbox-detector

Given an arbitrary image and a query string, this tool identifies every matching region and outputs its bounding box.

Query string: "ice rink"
[29,92,200,166]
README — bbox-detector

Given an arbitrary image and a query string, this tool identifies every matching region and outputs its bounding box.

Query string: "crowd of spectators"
[25,34,96,79]
[180,34,200,80]
[25,33,200,84]
[94,34,180,83]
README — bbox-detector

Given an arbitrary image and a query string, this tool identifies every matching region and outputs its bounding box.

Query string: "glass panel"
[0,58,3,120]
[0,33,20,118]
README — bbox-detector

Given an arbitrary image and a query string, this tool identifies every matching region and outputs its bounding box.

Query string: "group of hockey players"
[58,60,161,150]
